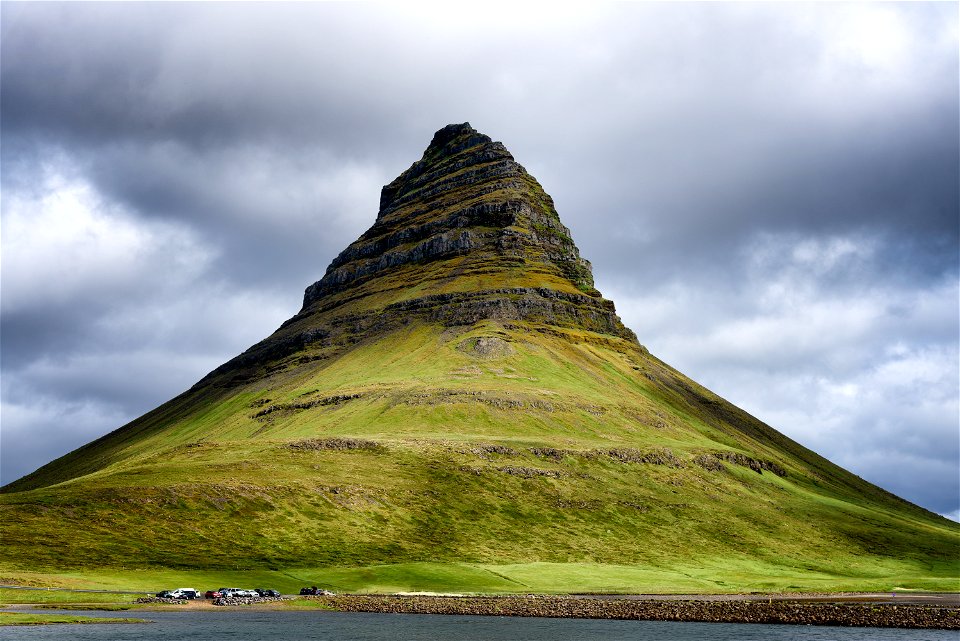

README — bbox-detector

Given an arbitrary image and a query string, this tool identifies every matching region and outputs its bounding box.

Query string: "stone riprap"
[212,595,290,606]
[306,594,959,629]
[133,596,187,605]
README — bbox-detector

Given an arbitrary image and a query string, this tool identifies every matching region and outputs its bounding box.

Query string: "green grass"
[0,560,956,600]
[4,426,953,578]
[33,604,136,611]
[0,612,146,626]
[1,320,957,595]
[0,589,143,604]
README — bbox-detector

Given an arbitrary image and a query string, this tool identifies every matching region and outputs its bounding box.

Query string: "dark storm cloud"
[536,62,958,289]
[2,2,957,516]
[0,2,454,158]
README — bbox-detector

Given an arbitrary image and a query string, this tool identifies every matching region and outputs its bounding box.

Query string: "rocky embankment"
[303,595,958,629]
[134,596,187,605]
[212,595,288,606]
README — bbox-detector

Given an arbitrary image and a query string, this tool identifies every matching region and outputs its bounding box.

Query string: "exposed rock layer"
[302,122,608,320]
[204,126,637,384]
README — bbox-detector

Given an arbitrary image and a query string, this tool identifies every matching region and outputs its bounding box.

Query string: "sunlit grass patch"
[0,612,146,626]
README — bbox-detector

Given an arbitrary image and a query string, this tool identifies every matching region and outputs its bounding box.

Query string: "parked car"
[204,590,222,599]
[299,586,333,595]
[169,588,198,599]
[218,588,243,598]
[156,590,174,598]
[255,588,280,597]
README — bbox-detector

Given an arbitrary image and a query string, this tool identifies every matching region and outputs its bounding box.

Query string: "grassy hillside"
[2,123,955,594]
[2,320,956,593]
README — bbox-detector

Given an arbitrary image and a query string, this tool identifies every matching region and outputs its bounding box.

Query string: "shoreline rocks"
[212,595,289,607]
[134,596,187,605]
[303,594,958,629]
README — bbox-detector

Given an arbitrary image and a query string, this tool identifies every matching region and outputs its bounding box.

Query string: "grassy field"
[1,318,957,596]
[0,560,956,603]
[0,589,143,604]
[0,611,145,626]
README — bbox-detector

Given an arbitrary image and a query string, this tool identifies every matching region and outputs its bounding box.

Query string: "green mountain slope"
[2,124,956,593]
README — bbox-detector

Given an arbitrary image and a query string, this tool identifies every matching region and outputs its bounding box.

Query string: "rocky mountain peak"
[293,123,637,336]
[424,122,489,157]
[204,124,636,385]
[306,123,610,308]
[377,122,511,213]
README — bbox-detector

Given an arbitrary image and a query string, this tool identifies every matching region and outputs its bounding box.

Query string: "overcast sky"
[2,2,957,519]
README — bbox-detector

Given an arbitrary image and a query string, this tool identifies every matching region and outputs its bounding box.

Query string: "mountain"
[1,123,956,594]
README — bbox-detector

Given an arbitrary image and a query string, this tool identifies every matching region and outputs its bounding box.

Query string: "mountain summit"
[2,124,956,593]
[307,122,604,306]
[199,122,633,389]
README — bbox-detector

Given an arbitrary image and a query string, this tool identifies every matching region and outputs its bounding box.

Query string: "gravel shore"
[307,594,959,629]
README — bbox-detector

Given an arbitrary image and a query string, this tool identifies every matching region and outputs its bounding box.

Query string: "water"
[1,609,952,641]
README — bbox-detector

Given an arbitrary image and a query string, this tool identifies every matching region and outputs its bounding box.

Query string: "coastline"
[4,589,958,629]
[304,594,960,629]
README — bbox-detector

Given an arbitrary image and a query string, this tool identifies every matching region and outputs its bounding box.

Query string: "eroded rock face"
[457,336,515,359]
[302,122,602,308]
[202,123,636,385]
[203,285,637,385]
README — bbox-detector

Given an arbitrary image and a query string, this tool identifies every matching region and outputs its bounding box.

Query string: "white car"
[168,588,198,599]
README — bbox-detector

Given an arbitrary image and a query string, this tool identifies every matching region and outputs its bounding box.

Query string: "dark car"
[204,590,222,599]
[299,586,332,595]
[155,590,174,598]
[255,588,280,597]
